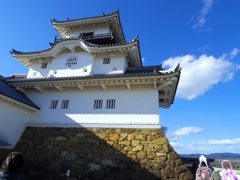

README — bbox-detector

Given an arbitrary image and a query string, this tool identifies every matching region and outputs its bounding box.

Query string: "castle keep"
[0,10,193,179]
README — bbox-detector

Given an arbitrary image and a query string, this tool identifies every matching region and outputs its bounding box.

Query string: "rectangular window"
[50,100,58,109]
[106,99,116,109]
[61,100,69,109]
[94,99,103,109]
[103,57,111,64]
[41,63,48,69]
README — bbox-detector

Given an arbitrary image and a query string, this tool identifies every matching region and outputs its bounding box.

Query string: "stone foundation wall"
[0,127,193,180]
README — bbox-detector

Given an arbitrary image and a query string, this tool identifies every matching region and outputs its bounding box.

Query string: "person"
[220,160,238,180]
[196,155,212,180]
[0,151,25,180]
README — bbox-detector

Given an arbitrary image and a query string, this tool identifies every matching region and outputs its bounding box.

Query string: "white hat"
[199,155,208,166]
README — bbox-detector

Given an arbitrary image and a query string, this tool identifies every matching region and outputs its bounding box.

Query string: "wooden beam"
[16,87,25,92]
[77,85,84,91]
[159,94,169,99]
[153,79,157,89]
[55,86,63,91]
[35,86,44,92]
[126,83,131,89]
[101,84,106,90]
[158,81,173,89]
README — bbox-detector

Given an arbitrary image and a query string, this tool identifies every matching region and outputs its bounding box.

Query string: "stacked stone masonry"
[0,127,193,180]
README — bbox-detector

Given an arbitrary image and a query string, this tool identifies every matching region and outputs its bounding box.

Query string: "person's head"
[201,161,207,167]
[221,160,232,170]
[0,152,25,173]
[199,155,208,167]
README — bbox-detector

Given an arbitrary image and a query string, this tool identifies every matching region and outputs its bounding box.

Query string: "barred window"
[41,63,48,69]
[94,99,103,109]
[66,56,77,67]
[50,100,58,109]
[61,100,69,109]
[103,57,111,64]
[106,99,116,109]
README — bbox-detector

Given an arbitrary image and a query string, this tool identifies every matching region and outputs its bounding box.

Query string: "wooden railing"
[81,32,112,40]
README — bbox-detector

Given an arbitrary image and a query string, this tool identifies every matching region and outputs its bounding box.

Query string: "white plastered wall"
[27,59,53,78]
[27,51,127,78]
[92,52,127,75]
[48,52,93,77]
[0,99,31,147]
[26,87,160,126]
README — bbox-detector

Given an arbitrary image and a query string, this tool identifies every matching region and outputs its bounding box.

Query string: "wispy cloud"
[230,48,239,59]
[167,126,202,141]
[162,48,238,100]
[195,138,240,145]
[193,0,214,29]
[174,127,202,136]
[169,137,240,154]
[220,48,239,60]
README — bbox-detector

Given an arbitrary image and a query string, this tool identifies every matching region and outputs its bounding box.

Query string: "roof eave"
[0,94,40,112]
[51,10,125,43]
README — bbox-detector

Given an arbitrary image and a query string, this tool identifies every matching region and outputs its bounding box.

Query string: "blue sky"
[1,0,240,155]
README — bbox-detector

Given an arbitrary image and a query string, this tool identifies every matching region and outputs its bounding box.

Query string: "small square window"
[103,58,111,64]
[41,63,48,69]
[66,56,77,67]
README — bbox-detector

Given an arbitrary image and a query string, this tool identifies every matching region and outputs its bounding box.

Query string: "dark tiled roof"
[0,78,39,110]
[126,65,163,73]
[10,37,136,55]
[10,38,78,55]
[5,65,180,83]
[51,9,126,43]
[52,9,119,23]
[10,37,143,68]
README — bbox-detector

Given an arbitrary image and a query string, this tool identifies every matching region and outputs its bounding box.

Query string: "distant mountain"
[180,152,240,160]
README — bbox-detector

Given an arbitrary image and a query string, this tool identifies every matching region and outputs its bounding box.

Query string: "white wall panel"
[48,52,93,77]
[26,88,160,126]
[27,60,52,78]
[0,99,31,147]
[92,53,126,75]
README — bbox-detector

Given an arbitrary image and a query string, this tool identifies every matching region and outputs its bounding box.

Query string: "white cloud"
[162,50,236,100]
[167,126,202,141]
[194,138,240,145]
[174,127,202,136]
[170,138,240,154]
[193,0,214,29]
[221,48,239,60]
[169,142,184,148]
[209,138,240,145]
[230,48,239,59]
